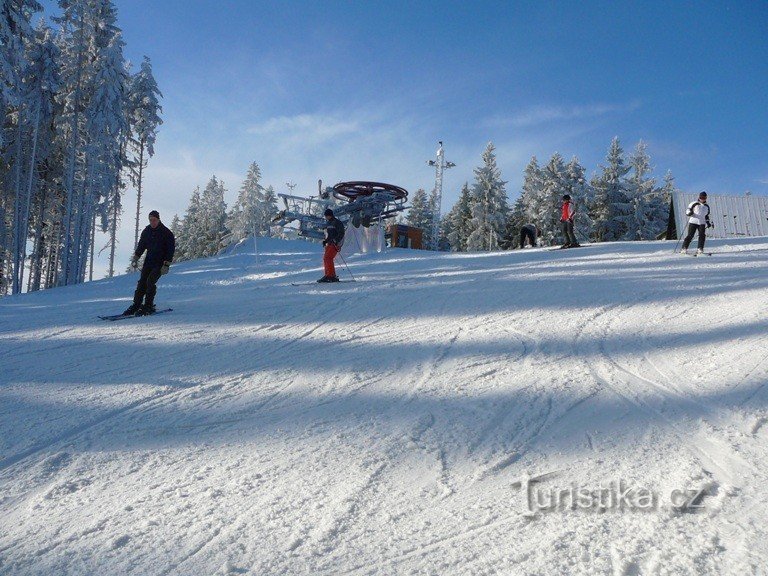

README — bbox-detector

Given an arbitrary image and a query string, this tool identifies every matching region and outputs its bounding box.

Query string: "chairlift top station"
[272,180,409,240]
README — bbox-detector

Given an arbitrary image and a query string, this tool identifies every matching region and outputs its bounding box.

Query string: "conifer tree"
[466,142,508,251]
[446,183,474,251]
[406,188,433,249]
[591,137,632,242]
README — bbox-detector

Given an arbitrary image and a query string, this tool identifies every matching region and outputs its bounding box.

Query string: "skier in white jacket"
[681,191,713,254]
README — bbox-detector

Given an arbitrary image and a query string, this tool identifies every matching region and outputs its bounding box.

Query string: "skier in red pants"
[318,208,345,282]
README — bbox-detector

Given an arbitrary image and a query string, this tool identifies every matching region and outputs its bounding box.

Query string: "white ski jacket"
[686,201,711,226]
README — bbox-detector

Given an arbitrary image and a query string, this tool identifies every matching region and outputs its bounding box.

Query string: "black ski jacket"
[324,217,345,246]
[135,222,175,269]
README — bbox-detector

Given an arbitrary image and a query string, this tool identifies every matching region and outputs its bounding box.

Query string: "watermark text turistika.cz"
[513,472,709,517]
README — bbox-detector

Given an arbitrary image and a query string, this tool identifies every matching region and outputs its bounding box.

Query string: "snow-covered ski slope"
[2,237,768,575]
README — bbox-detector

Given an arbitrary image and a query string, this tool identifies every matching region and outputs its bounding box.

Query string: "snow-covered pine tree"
[52,0,133,286]
[12,19,60,292]
[519,156,550,243]
[446,182,474,252]
[466,142,509,251]
[591,137,632,242]
[259,185,278,236]
[169,213,182,255]
[0,0,43,294]
[176,186,202,261]
[127,56,162,250]
[564,156,594,242]
[406,188,433,249]
[439,208,454,250]
[199,176,228,257]
[54,0,96,286]
[625,140,658,240]
[539,153,570,245]
[76,16,128,284]
[227,162,263,245]
[503,196,527,249]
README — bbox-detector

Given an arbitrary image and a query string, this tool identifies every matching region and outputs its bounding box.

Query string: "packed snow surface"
[1,238,768,575]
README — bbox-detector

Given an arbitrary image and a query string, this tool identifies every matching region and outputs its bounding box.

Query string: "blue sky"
[42,1,768,273]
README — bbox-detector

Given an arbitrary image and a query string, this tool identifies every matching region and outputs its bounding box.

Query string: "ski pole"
[673,223,686,253]
[337,251,356,282]
[574,226,591,245]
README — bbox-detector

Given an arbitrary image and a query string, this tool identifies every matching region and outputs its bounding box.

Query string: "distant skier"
[519,223,540,248]
[560,194,580,248]
[318,208,345,282]
[680,191,712,255]
[124,210,175,316]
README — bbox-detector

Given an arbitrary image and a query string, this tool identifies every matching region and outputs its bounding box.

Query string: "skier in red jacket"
[560,195,580,248]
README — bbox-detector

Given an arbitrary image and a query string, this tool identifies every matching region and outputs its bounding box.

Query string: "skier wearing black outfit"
[519,224,539,248]
[680,191,712,255]
[124,210,175,316]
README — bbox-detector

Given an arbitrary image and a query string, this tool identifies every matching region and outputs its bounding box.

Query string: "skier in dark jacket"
[519,223,539,248]
[680,191,712,255]
[318,208,345,282]
[124,210,175,315]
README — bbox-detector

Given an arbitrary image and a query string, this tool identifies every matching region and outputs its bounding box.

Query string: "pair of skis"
[98,308,173,322]
[548,244,585,252]
[291,280,357,286]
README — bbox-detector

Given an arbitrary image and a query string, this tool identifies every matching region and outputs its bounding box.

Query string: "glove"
[568,218,574,223]
[161,261,171,275]
[706,222,713,229]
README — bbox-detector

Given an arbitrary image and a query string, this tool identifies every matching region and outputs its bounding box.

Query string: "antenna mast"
[426,141,455,250]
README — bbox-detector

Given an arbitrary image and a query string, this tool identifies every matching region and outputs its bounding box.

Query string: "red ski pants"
[323,243,339,278]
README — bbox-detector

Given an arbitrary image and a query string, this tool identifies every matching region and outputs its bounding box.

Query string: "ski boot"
[679,248,688,255]
[122,303,141,316]
[136,303,156,316]
[317,276,330,283]
[695,248,704,256]
[327,276,340,282]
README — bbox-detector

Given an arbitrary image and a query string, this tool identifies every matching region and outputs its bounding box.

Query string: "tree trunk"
[89,209,96,282]
[16,100,42,293]
[133,140,145,250]
[11,114,25,294]
[60,24,86,286]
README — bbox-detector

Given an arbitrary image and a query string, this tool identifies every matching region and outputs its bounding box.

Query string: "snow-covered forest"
[0,0,161,295]
[438,138,677,251]
[170,162,280,263]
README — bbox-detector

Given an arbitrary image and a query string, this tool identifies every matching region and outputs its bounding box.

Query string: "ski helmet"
[698,191,707,199]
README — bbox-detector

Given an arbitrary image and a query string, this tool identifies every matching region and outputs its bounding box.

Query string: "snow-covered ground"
[1,237,768,575]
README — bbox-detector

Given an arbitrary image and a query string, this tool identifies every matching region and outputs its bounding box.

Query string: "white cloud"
[486,100,642,129]
[247,114,360,146]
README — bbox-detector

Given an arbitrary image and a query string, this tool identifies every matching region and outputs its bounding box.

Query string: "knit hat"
[698,191,707,199]
[149,210,160,218]
[324,208,334,217]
